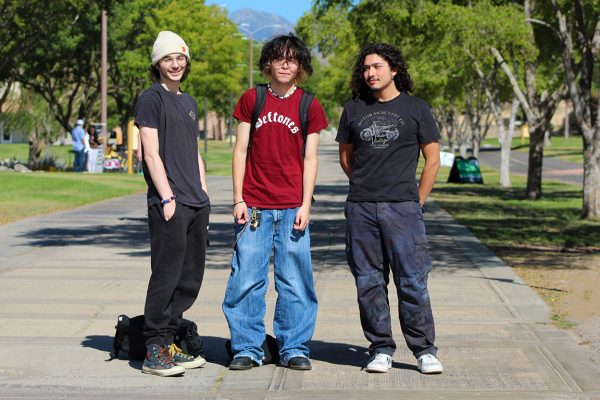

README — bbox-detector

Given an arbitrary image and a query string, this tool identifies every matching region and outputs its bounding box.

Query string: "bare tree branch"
[490,46,536,123]
[525,18,560,37]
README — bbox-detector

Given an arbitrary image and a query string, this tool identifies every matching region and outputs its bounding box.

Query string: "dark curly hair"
[351,43,413,100]
[149,62,191,83]
[259,33,313,83]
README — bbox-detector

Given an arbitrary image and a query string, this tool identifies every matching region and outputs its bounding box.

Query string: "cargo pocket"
[413,234,432,274]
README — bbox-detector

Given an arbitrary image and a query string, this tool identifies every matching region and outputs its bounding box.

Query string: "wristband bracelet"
[233,200,245,206]
[161,195,176,205]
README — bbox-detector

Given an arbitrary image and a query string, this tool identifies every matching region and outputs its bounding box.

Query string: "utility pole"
[101,9,107,140]
[238,24,282,89]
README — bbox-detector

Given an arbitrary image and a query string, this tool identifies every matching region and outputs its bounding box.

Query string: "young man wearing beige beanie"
[134,31,210,377]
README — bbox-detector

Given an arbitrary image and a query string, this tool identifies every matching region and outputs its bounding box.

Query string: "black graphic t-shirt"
[134,83,209,208]
[336,93,440,202]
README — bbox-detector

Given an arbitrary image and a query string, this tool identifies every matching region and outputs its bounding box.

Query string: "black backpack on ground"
[108,314,204,361]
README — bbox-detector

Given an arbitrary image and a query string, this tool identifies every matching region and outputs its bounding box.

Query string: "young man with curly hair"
[336,43,443,374]
[222,34,327,371]
[135,31,209,377]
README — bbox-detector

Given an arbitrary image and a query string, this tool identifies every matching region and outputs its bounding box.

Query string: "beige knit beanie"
[151,31,190,65]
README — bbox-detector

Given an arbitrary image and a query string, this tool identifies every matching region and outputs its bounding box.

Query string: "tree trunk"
[217,117,224,141]
[544,130,552,147]
[499,97,519,187]
[526,124,544,199]
[28,133,44,170]
[564,99,570,139]
[499,137,511,187]
[459,142,469,159]
[581,127,600,218]
[446,104,457,152]
[472,140,480,159]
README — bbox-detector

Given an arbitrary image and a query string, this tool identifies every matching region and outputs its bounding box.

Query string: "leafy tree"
[0,0,81,82]
[106,0,165,133]
[12,0,102,136]
[296,3,358,121]
[146,0,246,117]
[0,88,62,169]
[550,0,600,218]
[300,0,532,158]
[492,0,567,200]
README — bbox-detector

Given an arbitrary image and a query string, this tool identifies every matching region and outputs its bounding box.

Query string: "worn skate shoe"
[168,343,206,369]
[142,344,185,377]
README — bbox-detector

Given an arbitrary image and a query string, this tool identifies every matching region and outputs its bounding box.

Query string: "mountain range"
[229,8,296,41]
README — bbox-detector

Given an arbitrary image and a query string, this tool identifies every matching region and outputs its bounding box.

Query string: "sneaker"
[142,344,186,377]
[365,353,392,373]
[417,354,443,374]
[168,343,206,369]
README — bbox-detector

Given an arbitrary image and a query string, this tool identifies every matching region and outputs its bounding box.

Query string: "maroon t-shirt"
[233,87,328,208]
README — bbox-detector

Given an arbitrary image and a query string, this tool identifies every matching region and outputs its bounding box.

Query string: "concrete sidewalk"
[1,134,599,399]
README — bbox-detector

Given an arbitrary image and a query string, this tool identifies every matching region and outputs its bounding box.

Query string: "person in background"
[83,125,91,172]
[71,119,85,172]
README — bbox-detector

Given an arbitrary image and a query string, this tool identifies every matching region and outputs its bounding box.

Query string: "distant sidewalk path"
[0,133,599,399]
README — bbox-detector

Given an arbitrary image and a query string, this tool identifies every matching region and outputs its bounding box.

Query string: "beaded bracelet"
[233,200,245,206]
[161,195,177,205]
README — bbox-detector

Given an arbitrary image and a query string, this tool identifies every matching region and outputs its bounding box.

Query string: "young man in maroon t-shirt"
[222,34,328,371]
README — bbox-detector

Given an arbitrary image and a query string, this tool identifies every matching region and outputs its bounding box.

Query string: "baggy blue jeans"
[345,201,437,359]
[222,207,318,365]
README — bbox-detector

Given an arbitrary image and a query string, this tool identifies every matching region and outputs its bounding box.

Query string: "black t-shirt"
[336,93,440,202]
[134,83,209,208]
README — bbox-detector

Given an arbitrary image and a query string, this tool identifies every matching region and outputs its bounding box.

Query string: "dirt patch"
[490,244,600,344]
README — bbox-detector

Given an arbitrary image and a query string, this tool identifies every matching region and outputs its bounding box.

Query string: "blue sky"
[206,0,313,23]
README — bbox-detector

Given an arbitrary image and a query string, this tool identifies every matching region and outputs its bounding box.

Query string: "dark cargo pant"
[345,201,437,359]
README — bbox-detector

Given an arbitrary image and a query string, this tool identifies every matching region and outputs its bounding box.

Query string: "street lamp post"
[237,23,282,88]
[101,9,108,143]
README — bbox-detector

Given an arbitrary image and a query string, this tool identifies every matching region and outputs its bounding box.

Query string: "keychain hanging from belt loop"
[250,207,261,229]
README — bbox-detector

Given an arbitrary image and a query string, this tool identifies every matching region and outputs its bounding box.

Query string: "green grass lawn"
[0,139,234,224]
[432,164,598,249]
[0,171,147,224]
[0,143,74,165]
[200,139,234,176]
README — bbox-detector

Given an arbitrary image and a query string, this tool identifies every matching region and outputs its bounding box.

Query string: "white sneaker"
[417,354,443,374]
[365,353,393,373]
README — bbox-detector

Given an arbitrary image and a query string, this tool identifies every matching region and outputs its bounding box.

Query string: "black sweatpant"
[144,202,209,347]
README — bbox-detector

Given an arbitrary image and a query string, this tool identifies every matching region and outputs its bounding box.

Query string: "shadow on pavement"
[82,334,113,354]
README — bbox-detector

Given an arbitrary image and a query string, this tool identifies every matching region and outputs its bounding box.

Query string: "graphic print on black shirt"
[357,111,404,149]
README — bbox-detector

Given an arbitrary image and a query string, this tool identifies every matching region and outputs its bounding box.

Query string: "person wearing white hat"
[71,119,86,172]
[134,31,210,377]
